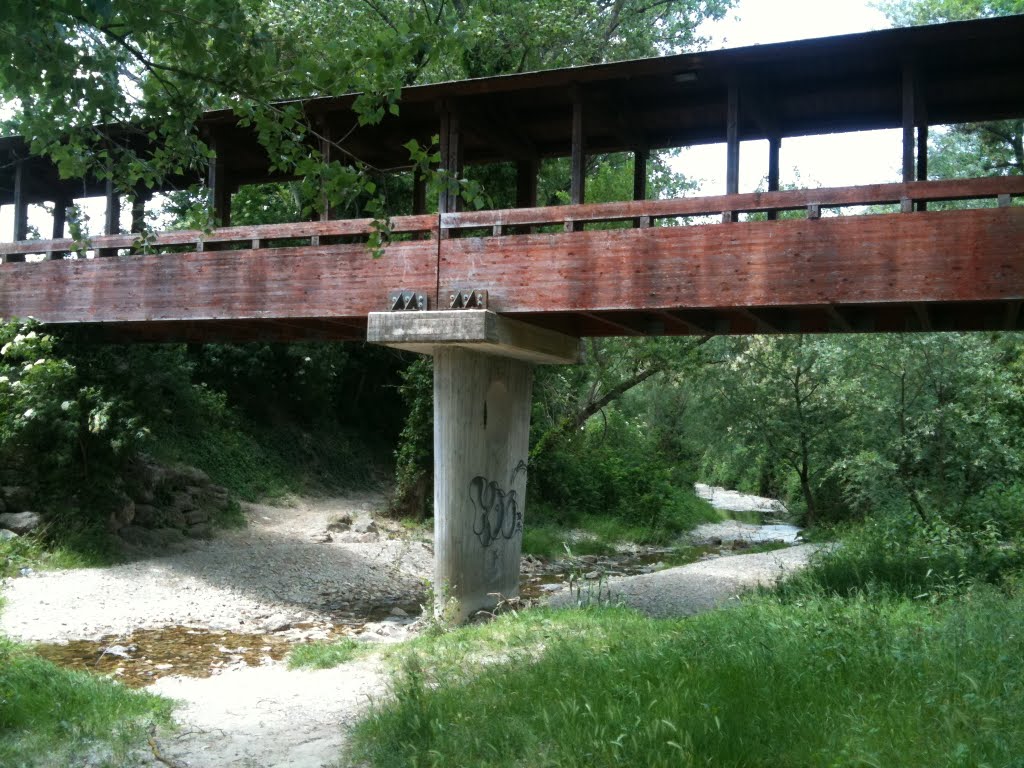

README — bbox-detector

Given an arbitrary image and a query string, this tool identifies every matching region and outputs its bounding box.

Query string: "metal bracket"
[388,291,429,311]
[449,289,488,309]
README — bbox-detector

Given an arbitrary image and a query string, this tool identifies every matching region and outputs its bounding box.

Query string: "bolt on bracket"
[388,291,429,311]
[448,289,488,309]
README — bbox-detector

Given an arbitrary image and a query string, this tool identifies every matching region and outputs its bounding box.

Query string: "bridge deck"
[2,177,1022,341]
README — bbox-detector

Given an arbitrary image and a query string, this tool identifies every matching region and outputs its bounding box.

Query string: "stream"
[27,484,799,685]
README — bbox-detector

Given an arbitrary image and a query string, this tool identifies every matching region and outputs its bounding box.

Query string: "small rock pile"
[0,485,42,540]
[112,456,233,551]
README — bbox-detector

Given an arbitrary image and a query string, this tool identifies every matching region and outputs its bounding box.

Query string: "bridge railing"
[2,177,1022,264]
[440,177,1024,237]
[0,214,438,263]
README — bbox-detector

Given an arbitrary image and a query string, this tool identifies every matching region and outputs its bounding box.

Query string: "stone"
[389,606,408,617]
[133,504,164,527]
[0,496,5,514]
[107,495,135,533]
[0,486,32,513]
[184,509,210,526]
[327,513,353,532]
[170,491,196,514]
[118,525,185,549]
[0,529,18,541]
[0,511,42,535]
[186,524,214,540]
[351,519,378,534]
[176,465,211,485]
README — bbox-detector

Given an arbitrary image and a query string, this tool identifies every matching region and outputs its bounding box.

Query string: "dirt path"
[1,490,817,768]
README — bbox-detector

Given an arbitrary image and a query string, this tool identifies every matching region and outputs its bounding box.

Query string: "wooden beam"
[0,240,439,325]
[724,79,740,222]
[52,197,68,240]
[653,309,714,336]
[578,312,645,336]
[437,208,1024,316]
[438,177,1024,232]
[98,177,120,257]
[767,134,781,221]
[413,172,428,215]
[913,302,932,331]
[736,308,780,334]
[1004,300,1021,330]
[319,123,334,221]
[516,158,539,209]
[130,187,150,234]
[824,305,854,332]
[208,136,231,227]
[570,93,586,207]
[902,61,916,184]
[48,196,70,261]
[633,149,648,202]
[439,106,463,215]
[6,160,29,263]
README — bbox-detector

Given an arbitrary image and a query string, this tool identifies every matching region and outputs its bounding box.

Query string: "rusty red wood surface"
[438,208,1024,312]
[0,214,436,258]
[0,241,438,325]
[440,177,1024,231]
[2,181,1023,340]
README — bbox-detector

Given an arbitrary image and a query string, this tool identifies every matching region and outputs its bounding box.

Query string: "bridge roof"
[2,14,1023,206]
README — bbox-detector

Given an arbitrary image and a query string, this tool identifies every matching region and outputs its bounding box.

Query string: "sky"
[3,0,899,242]
[679,0,898,193]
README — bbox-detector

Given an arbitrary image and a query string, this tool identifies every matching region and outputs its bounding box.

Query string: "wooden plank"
[0,241,438,325]
[0,214,438,256]
[437,208,1024,314]
[440,176,1024,231]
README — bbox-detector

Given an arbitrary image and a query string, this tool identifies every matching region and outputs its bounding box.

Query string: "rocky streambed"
[0,483,815,767]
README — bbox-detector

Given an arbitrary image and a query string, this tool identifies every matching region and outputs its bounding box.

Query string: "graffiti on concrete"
[470,460,528,548]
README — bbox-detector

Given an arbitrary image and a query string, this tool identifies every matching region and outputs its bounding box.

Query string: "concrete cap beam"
[367,310,580,365]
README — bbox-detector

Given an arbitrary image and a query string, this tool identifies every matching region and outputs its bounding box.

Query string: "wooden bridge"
[2,16,1023,618]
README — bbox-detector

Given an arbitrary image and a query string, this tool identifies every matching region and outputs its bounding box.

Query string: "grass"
[0,532,122,579]
[348,586,1024,768]
[521,512,719,560]
[0,631,173,768]
[288,637,364,670]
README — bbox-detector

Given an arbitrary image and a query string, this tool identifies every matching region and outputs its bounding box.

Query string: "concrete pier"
[369,310,579,620]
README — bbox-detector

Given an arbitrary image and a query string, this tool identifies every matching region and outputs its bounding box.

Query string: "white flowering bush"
[0,319,149,511]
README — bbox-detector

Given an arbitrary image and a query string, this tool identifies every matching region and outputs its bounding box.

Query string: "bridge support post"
[368,310,579,621]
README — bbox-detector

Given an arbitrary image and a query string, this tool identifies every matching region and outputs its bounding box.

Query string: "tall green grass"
[0,635,173,767]
[350,589,1024,768]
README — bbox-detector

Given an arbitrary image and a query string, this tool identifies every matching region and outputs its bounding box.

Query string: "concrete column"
[433,347,533,619]
[368,309,579,621]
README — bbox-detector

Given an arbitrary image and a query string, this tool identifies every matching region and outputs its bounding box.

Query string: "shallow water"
[33,626,297,687]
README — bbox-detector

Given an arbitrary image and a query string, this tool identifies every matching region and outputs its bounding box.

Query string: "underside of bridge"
[2,15,1023,615]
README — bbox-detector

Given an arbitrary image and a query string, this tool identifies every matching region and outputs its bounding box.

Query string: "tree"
[1,1,733,219]
[692,336,854,525]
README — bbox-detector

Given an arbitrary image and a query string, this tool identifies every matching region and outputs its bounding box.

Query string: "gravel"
[0,495,432,644]
[0,487,819,767]
[546,544,819,617]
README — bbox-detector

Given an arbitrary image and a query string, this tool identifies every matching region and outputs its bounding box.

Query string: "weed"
[288,637,362,670]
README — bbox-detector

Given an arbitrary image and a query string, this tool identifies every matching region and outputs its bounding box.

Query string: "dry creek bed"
[0,488,817,768]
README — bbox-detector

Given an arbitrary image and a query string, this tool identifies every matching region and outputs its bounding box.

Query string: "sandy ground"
[1,489,816,768]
